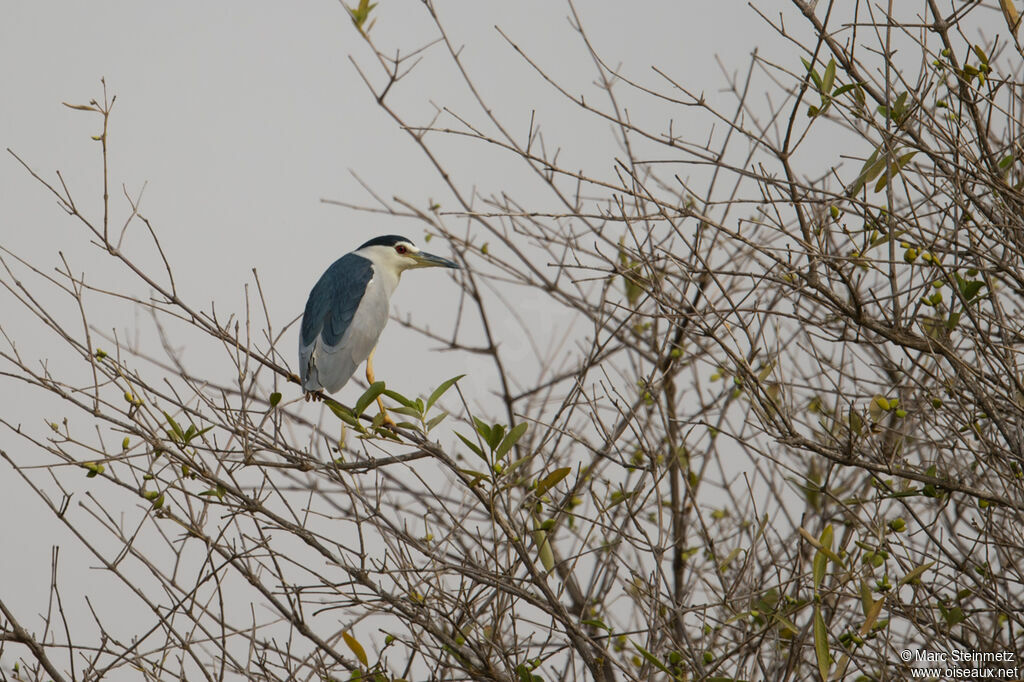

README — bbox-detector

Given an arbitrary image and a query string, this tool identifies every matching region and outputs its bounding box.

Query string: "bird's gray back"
[299,253,377,392]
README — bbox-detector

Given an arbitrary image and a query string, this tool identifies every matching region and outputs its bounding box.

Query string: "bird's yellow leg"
[365,348,395,427]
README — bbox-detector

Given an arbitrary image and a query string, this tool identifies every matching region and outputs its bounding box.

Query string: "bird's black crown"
[358,235,413,249]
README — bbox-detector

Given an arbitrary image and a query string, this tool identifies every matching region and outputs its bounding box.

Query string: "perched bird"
[299,235,459,407]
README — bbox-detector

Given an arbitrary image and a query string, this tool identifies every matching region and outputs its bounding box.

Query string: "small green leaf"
[533,529,555,571]
[954,273,985,302]
[494,422,528,461]
[813,605,831,681]
[898,560,934,587]
[799,526,845,566]
[199,485,226,500]
[851,145,885,194]
[163,411,185,442]
[456,431,487,462]
[390,405,424,419]
[607,489,635,509]
[425,411,448,432]
[535,467,572,496]
[849,409,863,436]
[631,642,672,676]
[813,524,834,591]
[354,381,386,416]
[383,388,416,409]
[822,59,836,94]
[82,461,104,478]
[859,580,875,617]
[342,631,369,667]
[832,82,861,97]
[869,395,891,421]
[326,401,361,430]
[472,417,493,444]
[487,424,505,451]
[269,392,282,407]
[896,150,917,171]
[581,618,612,632]
[941,603,966,626]
[426,374,465,412]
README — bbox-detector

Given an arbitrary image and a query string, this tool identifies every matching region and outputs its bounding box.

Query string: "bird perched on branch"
[299,235,459,415]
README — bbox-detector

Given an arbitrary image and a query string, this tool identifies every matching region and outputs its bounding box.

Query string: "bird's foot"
[375,395,397,429]
[304,390,326,402]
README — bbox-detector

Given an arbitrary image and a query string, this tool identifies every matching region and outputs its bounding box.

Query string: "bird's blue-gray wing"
[299,253,380,393]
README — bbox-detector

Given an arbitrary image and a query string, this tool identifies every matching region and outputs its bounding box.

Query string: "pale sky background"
[0,0,854,675]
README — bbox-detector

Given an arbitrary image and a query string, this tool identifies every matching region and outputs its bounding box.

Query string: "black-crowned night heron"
[299,235,459,413]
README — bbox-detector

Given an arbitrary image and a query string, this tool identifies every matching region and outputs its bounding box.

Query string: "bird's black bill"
[412,251,459,269]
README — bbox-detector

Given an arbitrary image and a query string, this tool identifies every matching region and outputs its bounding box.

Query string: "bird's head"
[356,235,459,275]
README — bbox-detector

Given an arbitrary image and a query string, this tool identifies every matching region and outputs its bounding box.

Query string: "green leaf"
[973,44,989,66]
[892,91,908,119]
[631,642,673,676]
[472,417,492,445]
[347,0,378,31]
[832,82,861,97]
[354,381,386,416]
[849,409,863,436]
[536,466,572,496]
[581,618,613,632]
[802,58,823,90]
[606,489,635,509]
[813,524,834,591]
[851,145,885,194]
[940,601,966,626]
[799,526,845,566]
[269,392,282,407]
[82,461,104,478]
[457,467,489,486]
[822,59,836,94]
[425,411,448,432]
[163,411,185,442]
[456,431,487,462]
[896,150,917,171]
[533,529,555,571]
[869,395,890,421]
[505,452,535,477]
[955,273,985,302]
[383,388,416,410]
[860,580,875,617]
[199,485,226,500]
[426,374,465,412]
[390,405,424,418]
[327,401,363,430]
[494,422,528,461]
[143,491,165,509]
[898,560,934,587]
[487,424,505,451]
[813,605,831,681]
[342,631,369,667]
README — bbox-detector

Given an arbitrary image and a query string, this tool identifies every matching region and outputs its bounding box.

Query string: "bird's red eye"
[395,244,408,254]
